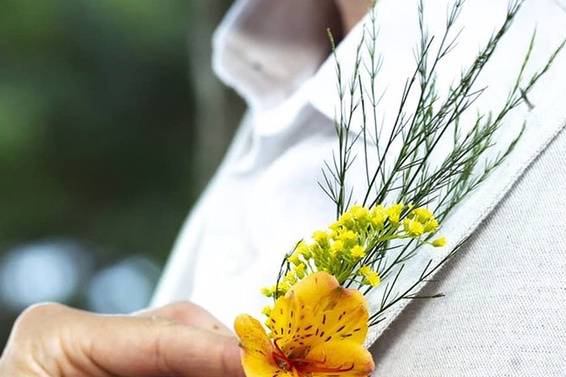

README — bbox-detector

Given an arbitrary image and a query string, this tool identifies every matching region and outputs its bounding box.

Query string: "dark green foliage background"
[0,0,240,348]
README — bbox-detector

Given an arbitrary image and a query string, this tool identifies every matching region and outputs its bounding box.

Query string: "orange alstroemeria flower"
[234,272,375,377]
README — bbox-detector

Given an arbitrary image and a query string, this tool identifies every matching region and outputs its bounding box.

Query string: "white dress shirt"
[153,0,566,375]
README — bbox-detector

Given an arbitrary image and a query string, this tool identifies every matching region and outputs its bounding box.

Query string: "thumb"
[81,313,245,377]
[134,301,233,336]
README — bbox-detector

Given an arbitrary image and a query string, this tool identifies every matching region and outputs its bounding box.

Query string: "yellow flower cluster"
[402,206,439,236]
[261,203,446,299]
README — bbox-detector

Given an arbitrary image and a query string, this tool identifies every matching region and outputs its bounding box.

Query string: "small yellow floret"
[261,286,275,297]
[350,205,370,222]
[370,205,387,228]
[412,207,434,222]
[330,240,345,255]
[424,218,439,233]
[294,263,307,278]
[278,281,291,294]
[312,230,330,246]
[359,266,381,287]
[261,305,272,317]
[283,271,297,286]
[338,230,358,245]
[366,272,380,287]
[387,203,404,224]
[296,241,313,259]
[432,236,447,247]
[329,221,341,233]
[288,251,301,265]
[338,212,355,228]
[403,218,424,237]
[350,245,366,259]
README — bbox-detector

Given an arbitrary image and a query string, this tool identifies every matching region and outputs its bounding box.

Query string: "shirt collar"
[212,0,367,117]
[305,16,370,122]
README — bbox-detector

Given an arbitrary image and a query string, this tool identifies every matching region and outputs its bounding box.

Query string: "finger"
[82,314,245,377]
[135,301,232,336]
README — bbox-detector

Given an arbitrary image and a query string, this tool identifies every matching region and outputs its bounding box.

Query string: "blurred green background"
[0,0,243,348]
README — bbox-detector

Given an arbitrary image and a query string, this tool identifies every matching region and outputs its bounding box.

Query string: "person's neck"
[335,0,372,33]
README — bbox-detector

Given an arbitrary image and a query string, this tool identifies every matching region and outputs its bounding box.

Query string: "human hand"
[0,301,245,377]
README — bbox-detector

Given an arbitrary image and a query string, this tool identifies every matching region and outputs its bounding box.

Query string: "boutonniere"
[234,1,564,376]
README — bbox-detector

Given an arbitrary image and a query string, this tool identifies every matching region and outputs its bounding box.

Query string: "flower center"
[271,339,354,375]
[272,350,294,370]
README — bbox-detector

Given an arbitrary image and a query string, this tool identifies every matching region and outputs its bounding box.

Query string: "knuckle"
[15,303,68,329]
[5,303,98,377]
[21,302,66,319]
[3,304,70,375]
[168,301,198,315]
[152,301,199,323]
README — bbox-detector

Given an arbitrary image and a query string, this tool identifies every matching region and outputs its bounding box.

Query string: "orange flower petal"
[235,314,290,377]
[269,272,369,353]
[305,340,375,376]
[290,271,340,303]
